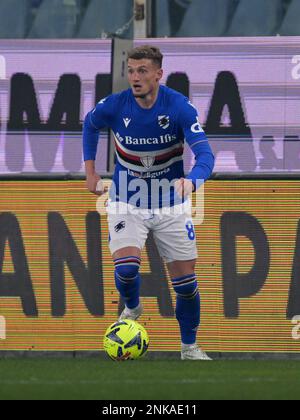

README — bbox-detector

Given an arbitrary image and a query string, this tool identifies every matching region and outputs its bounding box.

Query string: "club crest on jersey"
[158,115,170,129]
[140,156,155,169]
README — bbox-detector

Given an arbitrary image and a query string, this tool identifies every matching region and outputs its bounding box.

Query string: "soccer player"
[83,45,215,360]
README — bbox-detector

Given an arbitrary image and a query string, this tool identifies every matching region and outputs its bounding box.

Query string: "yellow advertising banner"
[0,179,300,353]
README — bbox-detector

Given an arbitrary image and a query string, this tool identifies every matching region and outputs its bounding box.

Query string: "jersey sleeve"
[82,96,114,161]
[178,98,215,189]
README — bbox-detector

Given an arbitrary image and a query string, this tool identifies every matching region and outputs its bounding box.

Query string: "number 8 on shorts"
[186,221,195,240]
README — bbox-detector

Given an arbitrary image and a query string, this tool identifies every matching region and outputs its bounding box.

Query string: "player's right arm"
[83,97,113,195]
[84,160,108,196]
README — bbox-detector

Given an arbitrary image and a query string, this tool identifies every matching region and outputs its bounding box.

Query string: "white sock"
[126,303,141,311]
[181,342,197,350]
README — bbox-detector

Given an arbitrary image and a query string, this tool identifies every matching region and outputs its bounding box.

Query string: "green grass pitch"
[0,358,299,400]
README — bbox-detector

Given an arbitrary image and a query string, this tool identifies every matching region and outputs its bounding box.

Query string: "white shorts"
[107,200,198,263]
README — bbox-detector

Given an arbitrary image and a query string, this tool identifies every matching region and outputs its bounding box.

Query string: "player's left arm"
[176,99,215,196]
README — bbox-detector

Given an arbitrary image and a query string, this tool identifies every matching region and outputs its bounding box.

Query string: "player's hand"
[174,178,194,198]
[86,173,108,196]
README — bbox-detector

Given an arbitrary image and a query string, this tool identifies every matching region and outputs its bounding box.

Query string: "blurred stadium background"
[0,0,299,39]
[0,0,300,400]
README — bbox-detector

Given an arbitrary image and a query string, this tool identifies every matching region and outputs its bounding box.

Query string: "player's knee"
[115,264,140,280]
[168,259,197,278]
[114,256,141,280]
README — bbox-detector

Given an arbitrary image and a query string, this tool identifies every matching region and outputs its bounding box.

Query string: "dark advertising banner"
[0,179,300,353]
[0,38,300,174]
[0,40,111,174]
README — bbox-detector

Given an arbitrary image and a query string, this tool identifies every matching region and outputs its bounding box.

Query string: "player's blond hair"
[127,45,163,68]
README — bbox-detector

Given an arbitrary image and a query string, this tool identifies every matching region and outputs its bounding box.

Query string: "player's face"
[127,59,163,99]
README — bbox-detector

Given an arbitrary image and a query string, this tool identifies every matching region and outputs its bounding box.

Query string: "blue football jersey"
[83,85,214,208]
